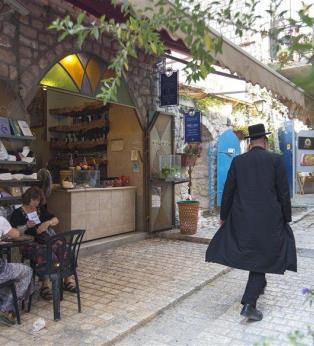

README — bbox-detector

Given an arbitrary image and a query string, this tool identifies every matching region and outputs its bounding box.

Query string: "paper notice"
[27,211,41,225]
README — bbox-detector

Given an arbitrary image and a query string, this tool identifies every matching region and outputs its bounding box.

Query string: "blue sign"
[160,71,178,106]
[184,111,201,143]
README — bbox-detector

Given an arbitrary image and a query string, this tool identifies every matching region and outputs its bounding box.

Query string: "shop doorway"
[148,112,175,232]
[26,52,146,239]
[216,129,240,207]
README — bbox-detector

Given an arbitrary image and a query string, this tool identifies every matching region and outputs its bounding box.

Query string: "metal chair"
[0,280,21,324]
[59,229,85,313]
[27,229,85,321]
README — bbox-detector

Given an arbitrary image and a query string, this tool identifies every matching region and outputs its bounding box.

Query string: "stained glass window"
[40,52,134,106]
[40,53,105,97]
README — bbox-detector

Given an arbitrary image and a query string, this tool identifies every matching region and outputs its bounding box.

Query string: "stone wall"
[0,0,158,233]
[174,97,231,212]
[0,0,157,127]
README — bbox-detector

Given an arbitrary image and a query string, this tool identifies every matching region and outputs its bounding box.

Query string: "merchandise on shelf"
[159,155,182,180]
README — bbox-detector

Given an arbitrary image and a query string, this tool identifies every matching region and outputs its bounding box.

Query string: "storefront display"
[159,154,182,180]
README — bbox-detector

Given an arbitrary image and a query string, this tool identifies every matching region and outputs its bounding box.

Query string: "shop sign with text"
[160,71,178,107]
[184,111,201,143]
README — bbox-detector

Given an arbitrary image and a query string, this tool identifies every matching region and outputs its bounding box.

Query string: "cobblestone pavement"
[0,239,227,346]
[292,194,314,207]
[115,255,314,346]
[161,207,313,245]
[292,213,314,251]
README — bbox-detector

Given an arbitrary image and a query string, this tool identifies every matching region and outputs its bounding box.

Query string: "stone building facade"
[174,95,233,212]
[0,0,157,126]
[0,0,159,234]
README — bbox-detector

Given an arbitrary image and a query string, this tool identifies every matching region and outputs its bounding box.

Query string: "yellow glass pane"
[86,58,101,93]
[60,54,84,89]
[40,64,79,92]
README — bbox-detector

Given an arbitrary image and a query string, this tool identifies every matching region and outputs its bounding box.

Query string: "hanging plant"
[182,143,202,196]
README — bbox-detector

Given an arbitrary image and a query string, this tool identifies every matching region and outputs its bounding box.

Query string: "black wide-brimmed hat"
[245,123,271,139]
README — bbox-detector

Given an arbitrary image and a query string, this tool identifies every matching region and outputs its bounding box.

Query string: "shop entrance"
[26,52,146,240]
[148,112,175,232]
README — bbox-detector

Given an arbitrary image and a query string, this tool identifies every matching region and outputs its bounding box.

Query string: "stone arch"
[19,40,148,126]
[21,47,126,105]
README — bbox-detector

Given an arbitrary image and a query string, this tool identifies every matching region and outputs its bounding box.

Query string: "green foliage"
[232,124,249,137]
[50,0,230,103]
[288,330,306,346]
[233,103,251,115]
[195,96,224,113]
[183,143,202,156]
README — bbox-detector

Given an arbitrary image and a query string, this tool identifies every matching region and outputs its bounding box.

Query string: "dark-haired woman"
[10,186,76,300]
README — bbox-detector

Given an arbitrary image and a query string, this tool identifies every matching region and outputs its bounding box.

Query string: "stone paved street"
[115,254,314,346]
[114,210,314,346]
[1,211,314,346]
[161,207,313,245]
[0,239,227,345]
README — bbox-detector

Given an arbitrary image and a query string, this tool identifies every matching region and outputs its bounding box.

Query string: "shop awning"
[64,0,308,109]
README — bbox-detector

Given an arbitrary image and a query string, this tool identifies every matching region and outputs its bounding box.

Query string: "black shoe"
[240,304,263,321]
[260,281,267,295]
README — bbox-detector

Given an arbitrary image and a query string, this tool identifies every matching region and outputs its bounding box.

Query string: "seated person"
[0,217,33,325]
[10,186,76,300]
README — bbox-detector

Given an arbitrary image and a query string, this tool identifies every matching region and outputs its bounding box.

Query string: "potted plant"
[177,143,202,235]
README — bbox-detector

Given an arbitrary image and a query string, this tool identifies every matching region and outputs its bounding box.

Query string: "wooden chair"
[296,172,314,194]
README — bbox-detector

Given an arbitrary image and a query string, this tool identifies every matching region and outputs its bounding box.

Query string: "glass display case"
[159,155,182,181]
[73,169,100,188]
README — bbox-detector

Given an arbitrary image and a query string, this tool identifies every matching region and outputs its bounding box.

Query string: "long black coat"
[206,147,297,274]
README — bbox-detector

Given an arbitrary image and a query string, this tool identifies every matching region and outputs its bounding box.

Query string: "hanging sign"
[184,111,201,143]
[298,136,314,150]
[160,71,178,106]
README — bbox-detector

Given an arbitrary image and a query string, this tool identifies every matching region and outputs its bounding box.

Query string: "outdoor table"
[0,235,34,262]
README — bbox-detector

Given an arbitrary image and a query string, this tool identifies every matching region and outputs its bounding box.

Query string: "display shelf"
[0,160,36,166]
[49,119,107,133]
[0,134,35,141]
[50,139,107,151]
[50,102,107,117]
[0,179,40,186]
[0,197,22,204]
[151,177,189,184]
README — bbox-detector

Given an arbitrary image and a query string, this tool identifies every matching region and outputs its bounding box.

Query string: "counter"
[48,186,136,241]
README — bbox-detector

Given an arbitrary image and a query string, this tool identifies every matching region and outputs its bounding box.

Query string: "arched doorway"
[26,52,146,239]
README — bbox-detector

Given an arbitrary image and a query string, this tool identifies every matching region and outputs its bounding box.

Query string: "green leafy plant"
[182,143,202,196]
[49,0,262,104]
[183,143,202,157]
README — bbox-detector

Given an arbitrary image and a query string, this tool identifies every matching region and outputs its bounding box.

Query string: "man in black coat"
[206,123,297,321]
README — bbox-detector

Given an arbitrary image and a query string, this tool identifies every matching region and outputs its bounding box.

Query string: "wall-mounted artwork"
[300,154,314,166]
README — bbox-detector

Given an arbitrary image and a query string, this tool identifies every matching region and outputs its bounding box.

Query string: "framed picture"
[27,89,46,128]
[300,154,314,166]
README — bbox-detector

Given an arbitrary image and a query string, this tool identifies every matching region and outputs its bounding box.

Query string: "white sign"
[27,211,41,225]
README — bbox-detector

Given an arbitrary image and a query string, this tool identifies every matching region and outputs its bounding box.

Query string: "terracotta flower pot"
[177,200,199,235]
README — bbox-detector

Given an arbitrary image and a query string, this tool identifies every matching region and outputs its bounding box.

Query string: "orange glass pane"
[60,54,84,89]
[86,58,101,93]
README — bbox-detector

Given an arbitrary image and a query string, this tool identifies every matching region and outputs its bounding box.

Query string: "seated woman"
[10,186,76,300]
[0,217,33,325]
